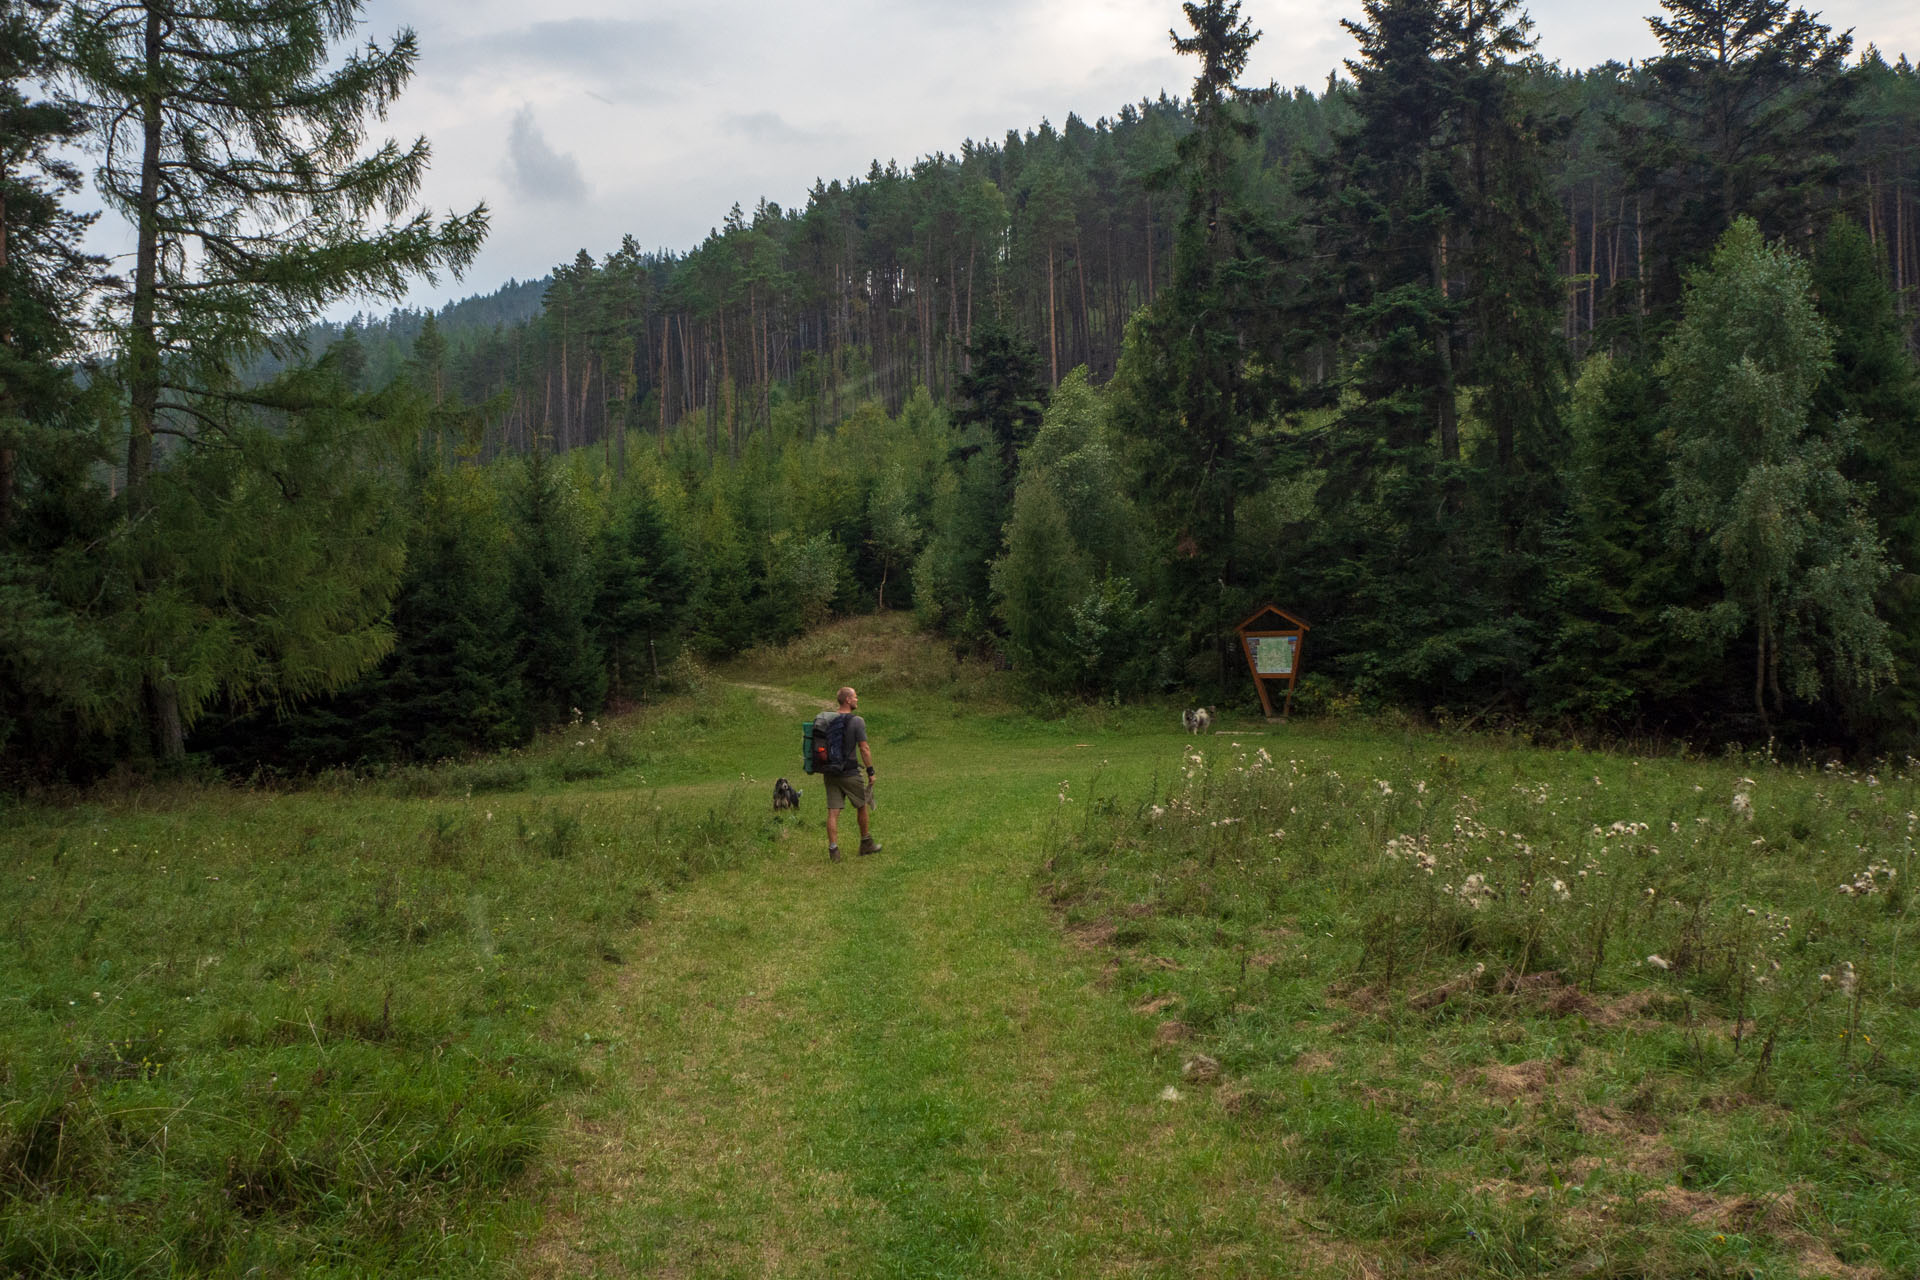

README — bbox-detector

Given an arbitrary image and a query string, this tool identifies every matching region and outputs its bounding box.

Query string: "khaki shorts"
[823,771,870,810]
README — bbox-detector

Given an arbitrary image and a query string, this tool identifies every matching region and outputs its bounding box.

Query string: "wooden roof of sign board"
[1235,605,1311,634]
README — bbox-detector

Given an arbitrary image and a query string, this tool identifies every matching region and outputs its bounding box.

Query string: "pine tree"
[60,0,487,758]
[1614,0,1856,316]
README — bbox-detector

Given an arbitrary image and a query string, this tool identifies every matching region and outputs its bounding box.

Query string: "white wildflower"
[1646,955,1672,971]
[1452,873,1494,909]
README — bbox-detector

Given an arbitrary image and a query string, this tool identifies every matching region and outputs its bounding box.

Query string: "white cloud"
[502,105,588,205]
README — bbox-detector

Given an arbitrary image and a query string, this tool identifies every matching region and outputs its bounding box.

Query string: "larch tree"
[60,0,487,759]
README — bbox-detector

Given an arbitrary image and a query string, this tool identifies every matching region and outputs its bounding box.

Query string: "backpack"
[802,711,856,775]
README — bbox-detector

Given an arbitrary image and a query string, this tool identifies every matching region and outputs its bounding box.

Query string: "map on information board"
[1253,635,1297,676]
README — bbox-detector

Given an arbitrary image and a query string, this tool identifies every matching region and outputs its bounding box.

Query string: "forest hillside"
[5,0,1920,783]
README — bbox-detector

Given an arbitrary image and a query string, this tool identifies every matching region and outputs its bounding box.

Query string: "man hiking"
[823,685,881,862]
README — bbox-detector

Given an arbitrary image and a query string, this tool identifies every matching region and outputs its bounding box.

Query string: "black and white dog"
[1182,707,1213,735]
[772,777,803,811]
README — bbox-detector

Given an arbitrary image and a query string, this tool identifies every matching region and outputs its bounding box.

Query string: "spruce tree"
[60,0,487,758]
[592,488,691,701]
[1294,0,1562,707]
[991,471,1091,690]
[954,312,1046,491]
[1112,0,1288,692]
[509,448,604,728]
[912,446,1004,644]
[369,483,526,761]
[1810,217,1920,745]
[1,0,116,772]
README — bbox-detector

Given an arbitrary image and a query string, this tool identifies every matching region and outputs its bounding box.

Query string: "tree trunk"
[963,243,976,368]
[1047,240,1058,385]
[761,299,772,433]
[1586,179,1599,335]
[1075,232,1091,372]
[0,181,13,534]
[127,7,184,762]
[1635,199,1646,317]
[1433,240,1459,463]
[558,317,571,450]
[1144,195,1155,303]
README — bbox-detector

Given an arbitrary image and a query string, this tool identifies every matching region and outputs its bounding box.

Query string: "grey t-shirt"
[827,713,868,776]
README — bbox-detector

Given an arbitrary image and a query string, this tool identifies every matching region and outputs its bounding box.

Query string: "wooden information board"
[1235,605,1311,720]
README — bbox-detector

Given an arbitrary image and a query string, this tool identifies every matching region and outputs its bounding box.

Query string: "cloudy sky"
[90,0,1920,315]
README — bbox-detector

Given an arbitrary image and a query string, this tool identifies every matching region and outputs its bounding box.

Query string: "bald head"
[837,686,857,708]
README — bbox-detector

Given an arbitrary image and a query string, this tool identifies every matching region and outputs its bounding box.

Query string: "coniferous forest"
[6,0,1920,782]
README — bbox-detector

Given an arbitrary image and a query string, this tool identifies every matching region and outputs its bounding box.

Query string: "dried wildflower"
[1646,955,1673,971]
[1451,873,1494,909]
[1839,862,1897,896]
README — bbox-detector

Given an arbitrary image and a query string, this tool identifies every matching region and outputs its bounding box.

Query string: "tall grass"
[1044,733,1920,1277]
[0,700,780,1277]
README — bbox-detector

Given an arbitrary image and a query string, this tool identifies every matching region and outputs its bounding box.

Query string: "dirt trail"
[732,681,828,719]
[522,694,1330,1279]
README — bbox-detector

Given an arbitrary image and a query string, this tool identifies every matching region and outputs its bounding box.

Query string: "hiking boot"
[828,844,841,862]
[858,837,882,856]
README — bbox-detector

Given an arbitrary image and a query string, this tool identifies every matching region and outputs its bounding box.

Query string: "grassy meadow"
[3,615,1916,1278]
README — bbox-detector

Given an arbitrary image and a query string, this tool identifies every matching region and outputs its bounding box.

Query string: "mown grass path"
[525,685,1331,1279]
